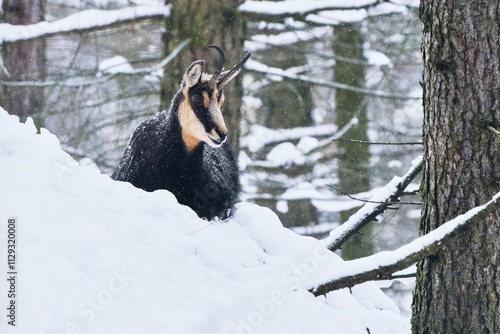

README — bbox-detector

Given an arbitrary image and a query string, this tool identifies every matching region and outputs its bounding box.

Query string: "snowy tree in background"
[0,0,45,122]
[161,0,247,153]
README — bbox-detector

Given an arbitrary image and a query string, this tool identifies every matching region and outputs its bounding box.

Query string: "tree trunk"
[254,43,314,129]
[333,23,373,260]
[161,0,246,154]
[1,0,45,123]
[412,0,500,332]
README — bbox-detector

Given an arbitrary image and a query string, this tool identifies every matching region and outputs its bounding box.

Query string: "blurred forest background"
[0,0,422,266]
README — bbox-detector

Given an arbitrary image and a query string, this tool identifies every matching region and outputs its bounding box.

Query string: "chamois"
[112,46,250,220]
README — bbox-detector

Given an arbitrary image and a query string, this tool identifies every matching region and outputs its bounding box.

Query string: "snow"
[297,136,319,152]
[241,123,337,153]
[239,0,376,15]
[266,142,306,167]
[98,56,133,75]
[247,27,331,51]
[276,200,289,213]
[291,222,340,236]
[307,9,368,25]
[239,0,419,23]
[364,49,393,67]
[0,108,409,333]
[0,5,170,44]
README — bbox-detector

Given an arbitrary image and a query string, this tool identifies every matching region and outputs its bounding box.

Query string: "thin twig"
[332,138,423,145]
[374,272,416,281]
[0,39,190,88]
[328,185,421,206]
[245,59,420,100]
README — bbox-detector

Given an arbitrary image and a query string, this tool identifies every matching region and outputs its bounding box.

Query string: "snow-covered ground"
[0,108,409,333]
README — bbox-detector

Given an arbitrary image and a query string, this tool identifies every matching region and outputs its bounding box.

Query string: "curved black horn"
[216,51,251,89]
[207,45,225,89]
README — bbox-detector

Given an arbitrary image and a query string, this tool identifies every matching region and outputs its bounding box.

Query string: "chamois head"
[177,45,251,151]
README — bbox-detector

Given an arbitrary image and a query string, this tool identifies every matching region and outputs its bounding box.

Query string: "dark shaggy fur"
[111,46,250,220]
[111,89,240,220]
[112,87,240,220]
[112,47,249,220]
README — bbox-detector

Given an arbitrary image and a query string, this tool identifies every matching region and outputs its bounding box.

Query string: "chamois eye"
[191,94,203,106]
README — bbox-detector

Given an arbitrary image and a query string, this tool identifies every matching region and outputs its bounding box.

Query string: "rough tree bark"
[1,0,45,123]
[161,0,246,153]
[412,0,500,332]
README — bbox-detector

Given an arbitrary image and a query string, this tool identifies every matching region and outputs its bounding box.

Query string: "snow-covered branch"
[246,59,420,100]
[0,5,171,45]
[241,123,337,153]
[240,0,386,16]
[311,190,500,295]
[322,155,423,251]
[0,39,189,88]
[332,138,423,146]
[239,0,418,23]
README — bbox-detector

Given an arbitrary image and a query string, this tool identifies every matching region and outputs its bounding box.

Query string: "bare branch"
[332,138,423,146]
[241,123,337,153]
[0,5,171,46]
[322,155,423,252]
[249,39,369,66]
[311,191,500,295]
[0,39,189,88]
[239,0,389,22]
[245,59,420,100]
[328,185,421,206]
[374,272,416,281]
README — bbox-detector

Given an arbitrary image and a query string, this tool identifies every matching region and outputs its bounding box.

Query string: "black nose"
[215,128,227,142]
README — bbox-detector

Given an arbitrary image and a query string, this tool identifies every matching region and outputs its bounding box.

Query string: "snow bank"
[0,108,408,333]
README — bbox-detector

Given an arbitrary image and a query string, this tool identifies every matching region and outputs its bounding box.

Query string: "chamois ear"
[184,60,205,88]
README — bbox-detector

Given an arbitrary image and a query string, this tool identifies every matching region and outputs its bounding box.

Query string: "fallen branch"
[311,190,500,296]
[322,155,423,251]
